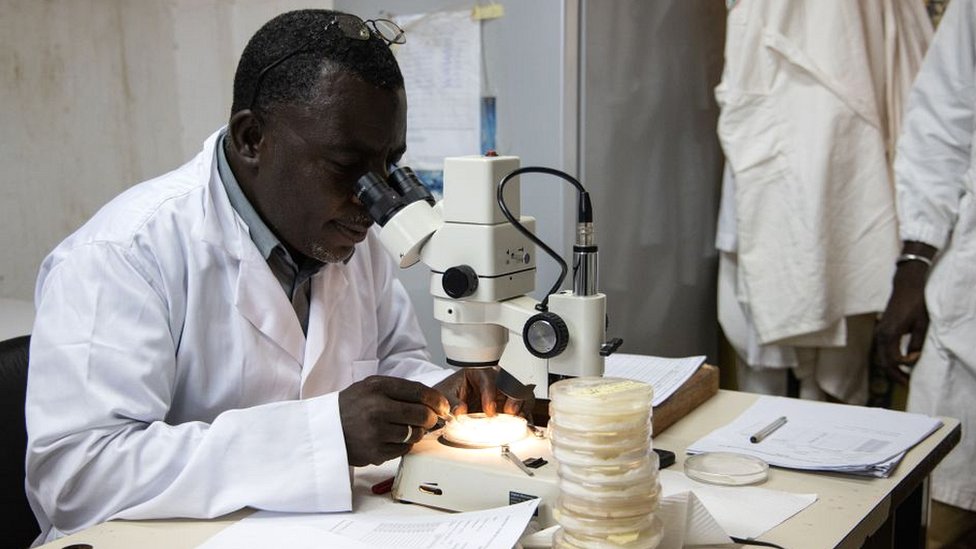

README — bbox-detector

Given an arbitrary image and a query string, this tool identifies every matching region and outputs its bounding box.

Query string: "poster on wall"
[393,9,482,197]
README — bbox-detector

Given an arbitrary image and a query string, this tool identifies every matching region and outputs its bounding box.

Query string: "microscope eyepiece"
[354,172,408,227]
[388,166,436,206]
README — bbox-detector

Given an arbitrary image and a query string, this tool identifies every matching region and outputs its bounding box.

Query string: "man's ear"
[227,110,264,169]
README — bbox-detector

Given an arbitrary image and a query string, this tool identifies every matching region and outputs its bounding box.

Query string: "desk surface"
[39,390,961,549]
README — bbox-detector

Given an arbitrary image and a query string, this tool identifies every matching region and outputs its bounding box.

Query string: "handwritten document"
[604,354,706,406]
[196,498,539,549]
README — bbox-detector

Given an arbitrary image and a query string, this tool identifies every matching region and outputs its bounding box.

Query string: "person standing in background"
[715,0,932,403]
[877,0,976,544]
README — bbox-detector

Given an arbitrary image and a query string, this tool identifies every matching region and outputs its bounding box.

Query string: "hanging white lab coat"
[896,0,976,512]
[25,130,451,542]
[716,0,932,346]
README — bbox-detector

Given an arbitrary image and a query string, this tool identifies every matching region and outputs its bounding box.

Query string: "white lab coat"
[896,0,976,512]
[25,130,451,542]
[716,0,931,346]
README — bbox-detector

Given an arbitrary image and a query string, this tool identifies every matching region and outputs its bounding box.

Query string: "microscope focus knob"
[523,312,569,359]
[442,265,479,298]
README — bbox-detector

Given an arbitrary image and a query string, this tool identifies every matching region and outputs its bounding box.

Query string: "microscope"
[353,154,620,525]
[354,154,619,402]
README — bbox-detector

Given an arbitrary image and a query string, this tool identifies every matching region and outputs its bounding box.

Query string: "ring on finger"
[401,424,413,444]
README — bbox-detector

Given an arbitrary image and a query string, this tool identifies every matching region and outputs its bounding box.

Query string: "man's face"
[248,70,407,263]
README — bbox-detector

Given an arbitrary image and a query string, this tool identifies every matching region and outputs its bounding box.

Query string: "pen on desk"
[750,416,788,443]
[371,476,395,495]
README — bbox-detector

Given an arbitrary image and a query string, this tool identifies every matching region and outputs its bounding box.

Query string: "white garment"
[715,0,931,345]
[25,130,451,542]
[719,252,873,404]
[896,0,976,512]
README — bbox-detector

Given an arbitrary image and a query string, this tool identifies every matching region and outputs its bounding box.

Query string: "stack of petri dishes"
[548,377,663,549]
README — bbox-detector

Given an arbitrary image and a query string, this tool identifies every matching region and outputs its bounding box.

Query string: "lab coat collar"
[197,128,246,260]
[236,247,307,365]
[197,128,307,365]
[193,128,362,372]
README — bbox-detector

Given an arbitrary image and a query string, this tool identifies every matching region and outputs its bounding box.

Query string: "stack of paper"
[686,396,942,477]
[196,498,540,549]
[604,354,706,406]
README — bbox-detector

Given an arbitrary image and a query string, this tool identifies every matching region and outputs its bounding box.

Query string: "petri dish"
[548,417,652,451]
[441,413,528,448]
[554,517,664,549]
[553,507,659,539]
[549,377,654,417]
[558,476,660,504]
[684,452,769,486]
[558,452,659,488]
[551,442,650,467]
[558,490,660,519]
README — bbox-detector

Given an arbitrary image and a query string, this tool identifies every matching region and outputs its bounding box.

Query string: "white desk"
[0,297,33,340]
[38,391,960,549]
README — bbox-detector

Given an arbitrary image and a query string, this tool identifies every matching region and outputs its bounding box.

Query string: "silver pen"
[750,416,788,443]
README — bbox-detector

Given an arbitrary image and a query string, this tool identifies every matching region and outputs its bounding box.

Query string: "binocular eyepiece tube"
[354,166,434,227]
[388,166,435,206]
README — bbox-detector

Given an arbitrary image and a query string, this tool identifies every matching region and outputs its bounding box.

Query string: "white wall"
[0,0,331,300]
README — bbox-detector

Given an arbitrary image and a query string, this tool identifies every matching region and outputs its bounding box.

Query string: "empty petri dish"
[684,452,768,486]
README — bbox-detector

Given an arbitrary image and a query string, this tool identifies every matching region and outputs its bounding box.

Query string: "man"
[25,10,503,543]
[876,0,976,544]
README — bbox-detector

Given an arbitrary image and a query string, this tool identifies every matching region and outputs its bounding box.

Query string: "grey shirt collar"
[216,131,282,261]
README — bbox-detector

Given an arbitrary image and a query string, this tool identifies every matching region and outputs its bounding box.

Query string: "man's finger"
[462,368,498,417]
[374,376,450,418]
[884,361,910,385]
[394,422,425,444]
[480,382,498,417]
[456,374,469,410]
[373,443,412,464]
[482,396,498,416]
[375,419,425,445]
[908,319,928,356]
[902,351,922,365]
[385,398,441,430]
[502,398,522,416]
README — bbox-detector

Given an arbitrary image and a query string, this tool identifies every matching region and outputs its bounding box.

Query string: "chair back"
[0,335,40,548]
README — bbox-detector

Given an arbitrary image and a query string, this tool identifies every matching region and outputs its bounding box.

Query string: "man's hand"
[434,368,533,419]
[875,244,935,384]
[338,376,450,466]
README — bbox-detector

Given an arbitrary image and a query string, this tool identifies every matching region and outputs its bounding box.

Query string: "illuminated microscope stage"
[393,414,561,527]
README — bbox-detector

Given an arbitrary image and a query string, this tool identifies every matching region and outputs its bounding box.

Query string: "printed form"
[393,10,481,171]
[196,498,539,549]
[687,396,942,477]
[604,353,706,406]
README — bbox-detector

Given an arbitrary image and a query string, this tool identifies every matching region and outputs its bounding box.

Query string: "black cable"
[496,166,586,311]
[730,536,788,549]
